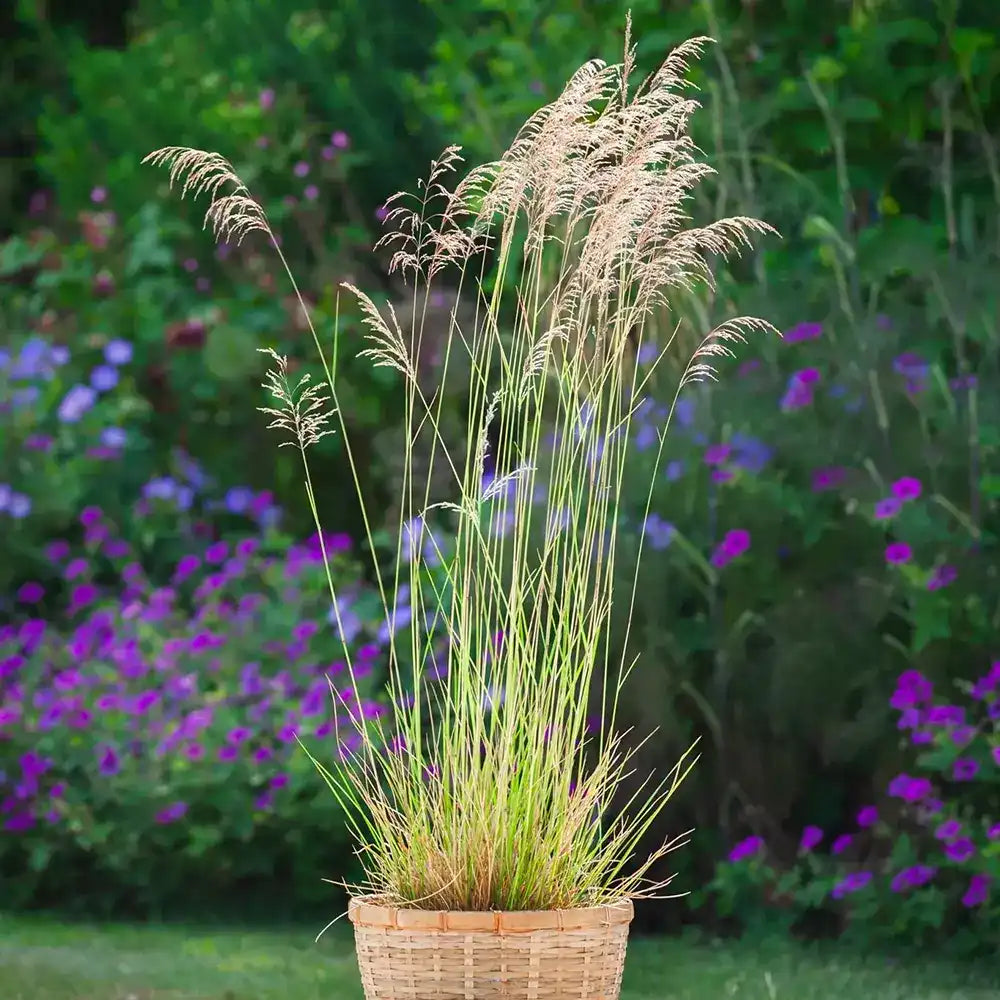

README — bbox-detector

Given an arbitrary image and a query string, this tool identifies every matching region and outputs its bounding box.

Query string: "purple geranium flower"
[799,825,823,852]
[953,758,979,781]
[874,497,902,520]
[17,581,45,604]
[885,542,912,565]
[704,443,731,466]
[891,477,922,501]
[856,805,878,828]
[888,773,932,802]
[927,565,958,591]
[812,466,846,492]
[155,801,188,825]
[945,838,975,862]
[728,836,764,862]
[57,385,97,423]
[97,746,120,776]
[711,529,751,568]
[831,871,872,899]
[935,819,962,841]
[961,874,991,908]
[890,865,936,893]
[831,833,853,855]
[784,321,823,344]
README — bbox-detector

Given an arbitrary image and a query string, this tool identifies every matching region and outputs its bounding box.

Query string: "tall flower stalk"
[145,18,776,918]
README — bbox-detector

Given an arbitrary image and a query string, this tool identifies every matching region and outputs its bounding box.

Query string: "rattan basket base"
[349,896,633,999]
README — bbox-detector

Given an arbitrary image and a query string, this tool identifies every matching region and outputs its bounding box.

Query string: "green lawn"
[1,912,997,999]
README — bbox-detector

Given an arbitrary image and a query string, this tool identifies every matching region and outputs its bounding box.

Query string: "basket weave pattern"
[349,897,633,1000]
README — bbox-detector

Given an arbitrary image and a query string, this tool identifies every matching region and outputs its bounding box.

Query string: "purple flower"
[831,833,853,855]
[184,744,205,761]
[205,541,228,564]
[945,838,975,862]
[4,814,35,832]
[927,565,958,591]
[643,513,675,550]
[953,758,979,781]
[894,352,928,377]
[935,819,962,841]
[856,806,878,828]
[961,874,991,908]
[293,161,310,178]
[218,745,239,762]
[831,871,872,899]
[70,584,97,611]
[704,443,731,466]
[270,772,290,790]
[799,825,823,852]
[927,704,964,726]
[891,477,922,501]
[57,385,97,423]
[259,87,275,110]
[888,773,932,802]
[174,554,201,581]
[780,380,814,411]
[44,540,70,562]
[132,690,160,715]
[155,801,188,825]
[17,581,45,603]
[728,835,764,862]
[992,746,1000,766]
[103,339,133,365]
[885,542,912,565]
[890,865,936,893]
[812,467,846,492]
[226,726,252,745]
[331,130,350,149]
[793,367,821,385]
[874,497,902,520]
[20,753,50,778]
[97,746,120,776]
[987,823,1000,840]
[711,529,751,568]
[784,321,823,344]
[90,365,119,392]
[951,725,975,747]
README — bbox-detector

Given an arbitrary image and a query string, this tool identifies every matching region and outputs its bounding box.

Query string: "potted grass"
[145,18,775,999]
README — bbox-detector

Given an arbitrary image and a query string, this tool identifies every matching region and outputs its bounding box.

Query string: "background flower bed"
[2,0,999,956]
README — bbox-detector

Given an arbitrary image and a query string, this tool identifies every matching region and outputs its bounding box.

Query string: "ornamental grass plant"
[145,19,776,920]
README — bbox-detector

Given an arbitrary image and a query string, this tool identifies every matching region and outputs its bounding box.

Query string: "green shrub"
[0,504,393,915]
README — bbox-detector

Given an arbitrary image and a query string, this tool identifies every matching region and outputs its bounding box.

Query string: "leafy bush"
[0,499,397,914]
[705,660,1000,957]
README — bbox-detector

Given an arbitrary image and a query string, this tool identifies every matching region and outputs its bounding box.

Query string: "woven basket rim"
[348,895,634,933]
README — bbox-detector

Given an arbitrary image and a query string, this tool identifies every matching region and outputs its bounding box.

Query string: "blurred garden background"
[3,0,1000,994]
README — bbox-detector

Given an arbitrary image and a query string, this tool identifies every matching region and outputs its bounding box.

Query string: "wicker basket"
[349,896,633,999]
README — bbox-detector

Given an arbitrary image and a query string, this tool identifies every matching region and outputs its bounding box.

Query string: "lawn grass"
[1,911,998,999]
